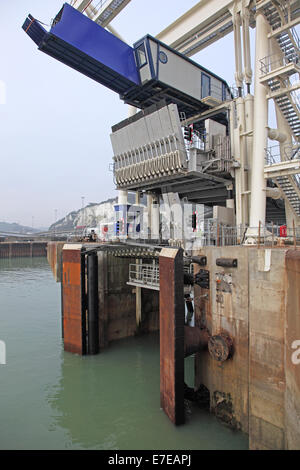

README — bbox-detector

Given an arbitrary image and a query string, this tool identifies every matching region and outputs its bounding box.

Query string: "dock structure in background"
[0,241,47,259]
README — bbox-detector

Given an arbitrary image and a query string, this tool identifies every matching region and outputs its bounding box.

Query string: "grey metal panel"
[121,124,132,152]
[158,106,173,138]
[158,46,201,101]
[148,109,164,141]
[139,63,152,84]
[111,103,191,188]
[126,118,140,150]
[110,132,120,155]
[149,38,158,77]
[210,77,222,100]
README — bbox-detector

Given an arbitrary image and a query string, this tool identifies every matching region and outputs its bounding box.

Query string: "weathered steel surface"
[62,246,86,355]
[159,247,185,425]
[195,246,250,434]
[285,250,300,449]
[87,253,99,355]
[191,256,207,266]
[0,242,47,258]
[184,326,209,357]
[47,241,64,282]
[208,332,233,362]
[216,258,238,268]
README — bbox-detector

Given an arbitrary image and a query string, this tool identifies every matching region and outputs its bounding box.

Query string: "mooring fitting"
[191,256,207,266]
[216,258,238,268]
[184,326,210,357]
[208,333,233,362]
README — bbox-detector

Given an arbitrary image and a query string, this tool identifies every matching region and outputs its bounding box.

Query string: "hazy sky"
[0,0,250,228]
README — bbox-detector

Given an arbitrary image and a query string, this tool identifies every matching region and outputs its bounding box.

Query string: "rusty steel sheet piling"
[62,245,87,355]
[159,247,185,425]
[87,252,99,355]
[285,250,300,449]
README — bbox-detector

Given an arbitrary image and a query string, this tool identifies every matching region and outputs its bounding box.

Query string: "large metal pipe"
[184,326,209,357]
[87,252,99,355]
[244,93,254,217]
[247,11,269,235]
[233,9,243,95]
[268,128,287,143]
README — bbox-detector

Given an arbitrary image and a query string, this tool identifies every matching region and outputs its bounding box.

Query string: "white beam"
[264,160,300,178]
[70,0,132,28]
[70,0,91,11]
[156,0,236,55]
[88,0,132,28]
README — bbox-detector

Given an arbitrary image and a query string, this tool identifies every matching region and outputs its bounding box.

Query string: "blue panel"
[49,4,139,85]
[23,4,140,95]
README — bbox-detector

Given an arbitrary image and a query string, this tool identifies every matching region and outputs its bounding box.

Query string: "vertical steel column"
[60,250,64,339]
[87,252,99,355]
[159,247,185,425]
[62,245,87,355]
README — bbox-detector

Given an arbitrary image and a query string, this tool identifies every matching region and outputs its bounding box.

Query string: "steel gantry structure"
[69,0,300,239]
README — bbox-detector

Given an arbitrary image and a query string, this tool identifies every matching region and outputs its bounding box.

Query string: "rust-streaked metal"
[184,326,209,357]
[159,247,185,425]
[208,332,233,362]
[285,250,300,449]
[62,246,86,355]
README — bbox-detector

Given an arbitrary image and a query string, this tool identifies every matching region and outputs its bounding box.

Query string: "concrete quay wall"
[194,246,300,450]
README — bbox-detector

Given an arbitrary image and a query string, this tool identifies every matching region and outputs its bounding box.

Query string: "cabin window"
[201,73,211,98]
[136,43,147,68]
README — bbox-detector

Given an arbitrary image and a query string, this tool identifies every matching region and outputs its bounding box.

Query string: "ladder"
[274,174,300,218]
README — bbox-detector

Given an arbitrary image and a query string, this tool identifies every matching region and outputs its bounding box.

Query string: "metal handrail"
[259,51,300,75]
[265,143,300,165]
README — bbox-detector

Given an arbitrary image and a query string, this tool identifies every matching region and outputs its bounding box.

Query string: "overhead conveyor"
[22,3,231,122]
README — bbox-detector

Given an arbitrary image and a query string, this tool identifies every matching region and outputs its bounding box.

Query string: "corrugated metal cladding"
[110,103,188,188]
[62,248,86,355]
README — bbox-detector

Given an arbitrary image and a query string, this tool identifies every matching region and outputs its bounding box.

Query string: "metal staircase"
[265,143,300,219]
[258,0,300,220]
[262,0,300,59]
[259,0,300,140]
[274,174,300,217]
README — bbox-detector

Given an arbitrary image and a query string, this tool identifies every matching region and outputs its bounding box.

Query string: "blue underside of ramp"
[22,3,140,95]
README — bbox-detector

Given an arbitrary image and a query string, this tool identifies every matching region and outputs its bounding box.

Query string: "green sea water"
[0,257,248,450]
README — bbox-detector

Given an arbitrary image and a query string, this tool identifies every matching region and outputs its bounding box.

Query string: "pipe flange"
[208,333,233,362]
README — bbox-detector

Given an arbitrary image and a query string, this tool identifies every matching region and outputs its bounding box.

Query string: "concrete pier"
[193,246,300,450]
[47,241,300,450]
